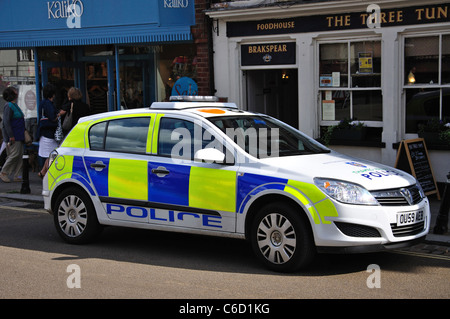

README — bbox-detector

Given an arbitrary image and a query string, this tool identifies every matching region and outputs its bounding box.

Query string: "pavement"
[0,164,449,246]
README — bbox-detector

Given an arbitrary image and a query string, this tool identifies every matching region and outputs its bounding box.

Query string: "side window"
[158,117,221,160]
[89,117,151,154]
[89,122,107,150]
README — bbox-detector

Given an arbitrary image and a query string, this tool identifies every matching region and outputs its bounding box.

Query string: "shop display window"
[118,44,197,108]
[0,49,37,119]
[155,44,197,102]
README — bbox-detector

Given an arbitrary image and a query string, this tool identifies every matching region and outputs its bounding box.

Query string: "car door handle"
[151,166,170,177]
[90,161,106,171]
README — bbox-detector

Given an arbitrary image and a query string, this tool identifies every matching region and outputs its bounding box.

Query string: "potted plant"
[322,118,367,145]
[418,118,450,146]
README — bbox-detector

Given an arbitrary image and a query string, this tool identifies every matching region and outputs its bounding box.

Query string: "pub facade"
[206,0,450,184]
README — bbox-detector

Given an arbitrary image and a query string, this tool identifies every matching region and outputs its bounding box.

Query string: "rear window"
[89,117,150,154]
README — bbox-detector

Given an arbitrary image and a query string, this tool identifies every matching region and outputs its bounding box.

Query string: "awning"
[0,25,193,48]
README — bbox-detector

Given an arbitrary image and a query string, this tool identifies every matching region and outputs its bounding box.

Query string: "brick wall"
[192,0,213,96]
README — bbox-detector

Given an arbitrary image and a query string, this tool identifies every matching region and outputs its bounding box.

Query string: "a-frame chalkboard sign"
[395,138,440,199]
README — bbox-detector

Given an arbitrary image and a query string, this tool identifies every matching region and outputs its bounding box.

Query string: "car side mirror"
[194,148,226,164]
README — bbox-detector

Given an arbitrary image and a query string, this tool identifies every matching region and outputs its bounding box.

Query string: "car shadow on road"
[1,211,446,276]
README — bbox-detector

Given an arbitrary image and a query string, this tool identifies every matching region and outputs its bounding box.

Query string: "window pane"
[320,90,350,120]
[89,122,107,150]
[443,88,450,120]
[158,118,197,159]
[210,116,329,158]
[320,43,348,87]
[156,44,197,101]
[405,88,440,133]
[442,35,450,84]
[353,90,382,121]
[104,117,150,153]
[405,37,439,85]
[119,45,158,109]
[158,118,228,160]
[350,41,381,87]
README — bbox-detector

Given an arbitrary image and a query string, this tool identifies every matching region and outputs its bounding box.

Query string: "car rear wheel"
[250,202,316,272]
[54,187,102,244]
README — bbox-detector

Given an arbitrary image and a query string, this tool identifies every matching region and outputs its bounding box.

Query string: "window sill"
[327,139,385,148]
[319,126,383,148]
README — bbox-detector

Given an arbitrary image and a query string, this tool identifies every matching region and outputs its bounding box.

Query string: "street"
[0,201,449,302]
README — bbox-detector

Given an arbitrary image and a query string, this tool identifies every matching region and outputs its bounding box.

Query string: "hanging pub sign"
[241,42,296,66]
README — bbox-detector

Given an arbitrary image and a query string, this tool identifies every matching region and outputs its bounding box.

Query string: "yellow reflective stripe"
[308,206,321,224]
[146,115,155,154]
[313,199,338,224]
[284,185,309,206]
[108,158,148,200]
[189,167,236,212]
[286,180,326,203]
[151,114,165,154]
[284,180,336,224]
[60,122,90,148]
[47,155,74,190]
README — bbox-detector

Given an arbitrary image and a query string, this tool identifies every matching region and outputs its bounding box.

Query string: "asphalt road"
[0,203,449,303]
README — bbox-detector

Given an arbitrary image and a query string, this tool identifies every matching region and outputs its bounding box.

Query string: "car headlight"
[314,178,379,205]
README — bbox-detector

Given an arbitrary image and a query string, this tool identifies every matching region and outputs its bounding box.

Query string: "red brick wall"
[192,0,213,96]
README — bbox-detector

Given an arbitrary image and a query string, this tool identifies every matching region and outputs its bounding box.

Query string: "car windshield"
[209,115,330,158]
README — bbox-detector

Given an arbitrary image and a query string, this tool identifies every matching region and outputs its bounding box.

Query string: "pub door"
[245,69,298,128]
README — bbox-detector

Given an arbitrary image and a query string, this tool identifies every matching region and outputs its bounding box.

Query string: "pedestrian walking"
[36,83,60,178]
[61,87,91,134]
[0,87,26,183]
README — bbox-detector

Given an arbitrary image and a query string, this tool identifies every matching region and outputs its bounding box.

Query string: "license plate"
[396,210,424,226]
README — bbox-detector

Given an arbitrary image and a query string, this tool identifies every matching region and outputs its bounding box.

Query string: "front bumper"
[313,198,430,252]
[317,235,426,254]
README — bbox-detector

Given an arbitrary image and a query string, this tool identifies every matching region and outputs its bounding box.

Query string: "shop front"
[207,0,450,184]
[0,0,197,129]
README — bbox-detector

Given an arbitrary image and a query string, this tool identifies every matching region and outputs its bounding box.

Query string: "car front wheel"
[250,202,316,272]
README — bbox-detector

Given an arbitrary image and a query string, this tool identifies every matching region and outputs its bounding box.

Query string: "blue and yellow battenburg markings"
[82,157,237,213]
[49,156,338,225]
[237,173,338,224]
[47,155,96,196]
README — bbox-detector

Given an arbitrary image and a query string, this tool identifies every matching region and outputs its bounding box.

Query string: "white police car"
[43,96,430,272]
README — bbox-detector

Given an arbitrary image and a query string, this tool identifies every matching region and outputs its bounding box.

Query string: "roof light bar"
[169,95,219,102]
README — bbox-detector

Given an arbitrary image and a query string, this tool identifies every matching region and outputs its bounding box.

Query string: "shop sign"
[172,77,198,96]
[241,42,296,66]
[227,3,450,37]
[163,0,189,8]
[0,0,194,32]
[47,0,84,19]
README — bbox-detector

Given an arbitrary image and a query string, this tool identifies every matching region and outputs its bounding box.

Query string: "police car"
[43,96,430,272]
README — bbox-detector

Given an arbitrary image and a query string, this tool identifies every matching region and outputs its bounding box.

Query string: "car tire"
[53,187,102,244]
[250,202,316,272]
